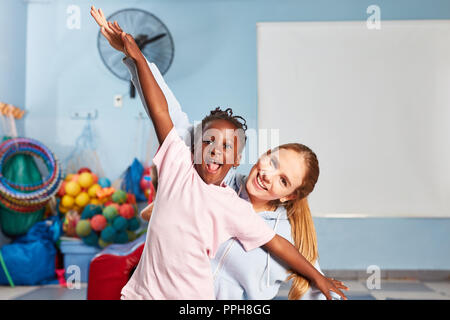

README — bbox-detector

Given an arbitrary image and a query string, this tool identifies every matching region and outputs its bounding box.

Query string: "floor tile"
[0,285,38,300]
[423,281,450,297]
[14,286,87,300]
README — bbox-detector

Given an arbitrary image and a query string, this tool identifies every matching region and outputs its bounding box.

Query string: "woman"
[91,8,345,300]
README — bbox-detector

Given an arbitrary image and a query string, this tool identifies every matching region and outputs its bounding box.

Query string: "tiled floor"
[1,280,450,300]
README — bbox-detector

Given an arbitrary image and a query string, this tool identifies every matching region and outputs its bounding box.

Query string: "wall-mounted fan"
[97,8,175,98]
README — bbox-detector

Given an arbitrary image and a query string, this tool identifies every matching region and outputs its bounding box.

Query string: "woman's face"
[246,148,307,203]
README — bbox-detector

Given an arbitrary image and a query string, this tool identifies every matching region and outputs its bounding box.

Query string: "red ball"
[58,181,67,197]
[78,167,92,174]
[119,203,135,219]
[127,193,136,205]
[91,214,107,231]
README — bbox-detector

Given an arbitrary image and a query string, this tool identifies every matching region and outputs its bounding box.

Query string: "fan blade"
[139,33,167,49]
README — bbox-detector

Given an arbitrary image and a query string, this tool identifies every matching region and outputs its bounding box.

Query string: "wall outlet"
[114,94,123,108]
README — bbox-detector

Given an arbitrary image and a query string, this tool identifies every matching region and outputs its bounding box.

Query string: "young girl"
[90,7,347,300]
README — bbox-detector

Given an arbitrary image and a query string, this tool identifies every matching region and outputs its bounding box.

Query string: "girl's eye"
[281,177,287,187]
[203,140,213,145]
[224,144,232,150]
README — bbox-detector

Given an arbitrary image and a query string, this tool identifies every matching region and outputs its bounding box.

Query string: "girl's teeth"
[207,163,219,171]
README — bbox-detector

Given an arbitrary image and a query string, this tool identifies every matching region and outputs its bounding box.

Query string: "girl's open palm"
[90,6,125,54]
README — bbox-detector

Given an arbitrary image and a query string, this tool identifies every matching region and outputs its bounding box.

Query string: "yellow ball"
[59,204,70,214]
[89,198,102,205]
[61,195,75,208]
[75,191,90,207]
[65,181,81,196]
[65,174,75,182]
[78,172,94,189]
[88,184,101,198]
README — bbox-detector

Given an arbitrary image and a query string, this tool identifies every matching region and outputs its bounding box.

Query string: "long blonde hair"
[268,143,319,300]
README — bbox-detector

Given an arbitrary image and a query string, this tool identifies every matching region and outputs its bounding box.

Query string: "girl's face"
[246,148,307,203]
[194,119,243,186]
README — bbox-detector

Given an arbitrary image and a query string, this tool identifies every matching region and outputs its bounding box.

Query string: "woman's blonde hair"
[268,143,319,300]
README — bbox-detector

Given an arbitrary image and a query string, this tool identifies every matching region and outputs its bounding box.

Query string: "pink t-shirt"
[121,127,276,300]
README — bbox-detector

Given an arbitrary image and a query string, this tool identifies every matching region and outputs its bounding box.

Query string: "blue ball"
[98,177,111,188]
[127,217,140,231]
[100,225,116,242]
[81,204,103,219]
[82,232,99,247]
[112,216,128,231]
[115,231,129,244]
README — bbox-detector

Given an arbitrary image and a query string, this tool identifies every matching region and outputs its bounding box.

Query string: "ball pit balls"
[112,190,127,204]
[91,173,99,184]
[61,195,75,208]
[100,225,116,242]
[127,217,140,231]
[103,205,118,221]
[58,181,67,197]
[127,230,137,242]
[65,181,81,196]
[98,177,111,188]
[58,204,70,214]
[88,184,101,198]
[112,216,128,231]
[119,203,135,219]
[81,204,103,219]
[75,191,90,207]
[98,238,112,248]
[76,220,92,237]
[91,214,108,231]
[82,232,99,247]
[77,167,92,174]
[126,193,136,205]
[70,174,80,182]
[115,231,129,244]
[65,174,75,181]
[90,198,102,205]
[78,172,94,188]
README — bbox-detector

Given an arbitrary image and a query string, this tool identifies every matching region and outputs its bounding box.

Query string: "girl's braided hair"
[190,107,248,152]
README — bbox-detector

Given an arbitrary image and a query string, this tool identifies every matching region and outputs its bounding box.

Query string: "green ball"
[127,217,140,231]
[115,231,129,244]
[100,225,116,242]
[126,230,137,242]
[98,238,112,248]
[103,206,118,222]
[112,190,127,204]
[112,216,128,231]
[81,204,103,219]
[82,232,99,247]
[76,220,92,237]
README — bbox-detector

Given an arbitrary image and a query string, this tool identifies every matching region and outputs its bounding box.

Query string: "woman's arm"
[263,235,348,300]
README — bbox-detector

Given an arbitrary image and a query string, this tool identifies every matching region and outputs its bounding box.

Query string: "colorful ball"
[78,172,94,188]
[91,173,99,184]
[98,177,111,188]
[65,181,81,196]
[91,214,108,231]
[76,219,92,237]
[112,216,128,231]
[127,217,140,231]
[70,174,80,182]
[126,230,137,242]
[61,195,75,208]
[103,205,118,221]
[75,191,90,207]
[126,193,136,205]
[100,225,116,242]
[115,231,129,244]
[112,189,127,204]
[119,203,135,219]
[81,204,102,219]
[90,198,101,205]
[98,238,112,248]
[82,232,99,247]
[58,204,70,214]
[77,167,92,174]
[58,181,67,197]
[88,184,101,198]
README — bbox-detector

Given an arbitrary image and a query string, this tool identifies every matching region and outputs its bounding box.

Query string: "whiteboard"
[257,20,450,218]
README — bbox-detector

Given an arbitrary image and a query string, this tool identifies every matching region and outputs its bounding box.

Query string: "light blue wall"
[0,0,27,137]
[0,0,28,245]
[17,0,450,269]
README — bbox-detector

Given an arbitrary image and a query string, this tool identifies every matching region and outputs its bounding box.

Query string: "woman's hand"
[312,275,349,300]
[90,6,125,54]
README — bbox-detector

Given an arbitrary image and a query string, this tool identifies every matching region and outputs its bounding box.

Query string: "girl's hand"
[119,31,144,62]
[313,275,349,300]
[90,6,125,54]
